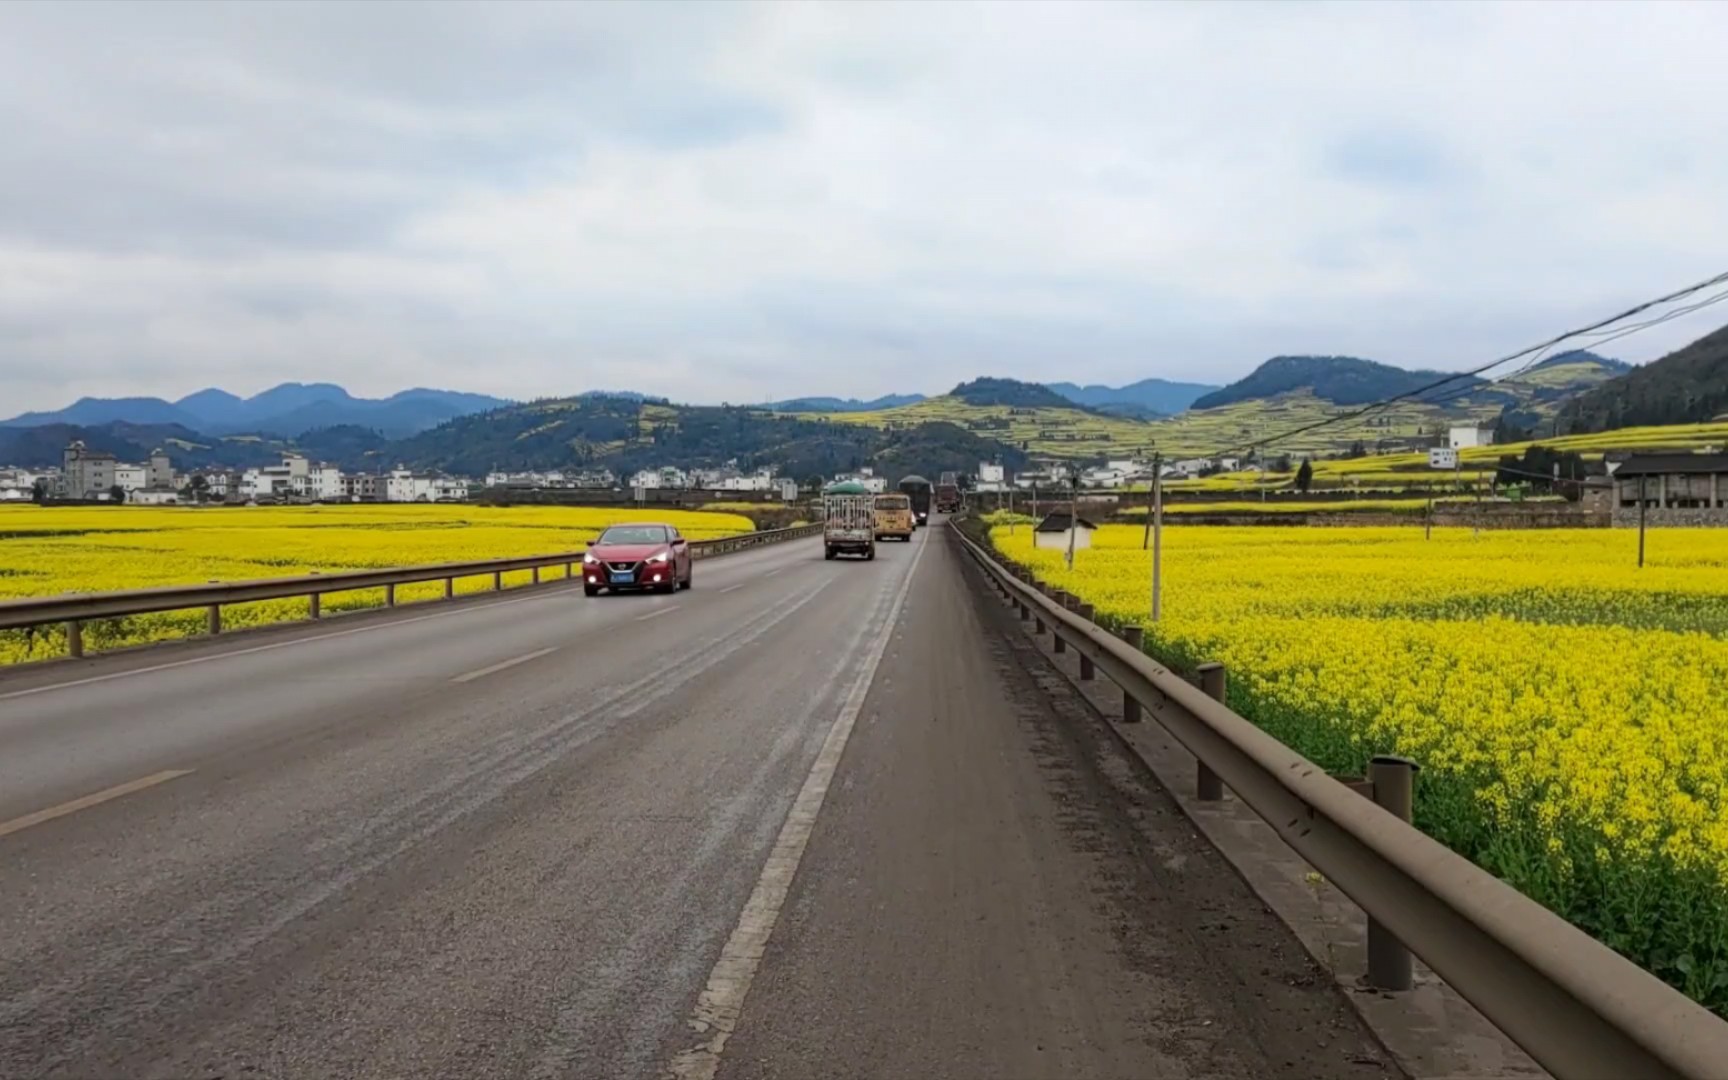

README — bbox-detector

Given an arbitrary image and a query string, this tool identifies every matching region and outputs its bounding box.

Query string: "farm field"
[0,505,754,664]
[988,521,1728,1012]
[1166,420,1728,494]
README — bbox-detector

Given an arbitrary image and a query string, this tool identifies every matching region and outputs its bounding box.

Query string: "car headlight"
[583,552,599,565]
[646,550,670,564]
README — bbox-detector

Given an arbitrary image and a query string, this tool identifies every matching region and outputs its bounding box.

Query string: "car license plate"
[610,571,634,584]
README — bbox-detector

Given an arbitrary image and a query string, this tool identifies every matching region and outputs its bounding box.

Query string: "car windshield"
[596,525,668,546]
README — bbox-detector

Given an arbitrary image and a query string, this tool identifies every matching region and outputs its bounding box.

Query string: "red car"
[582,523,693,596]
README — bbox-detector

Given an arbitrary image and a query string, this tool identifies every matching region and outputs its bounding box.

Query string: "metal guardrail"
[0,524,823,657]
[952,527,1728,1080]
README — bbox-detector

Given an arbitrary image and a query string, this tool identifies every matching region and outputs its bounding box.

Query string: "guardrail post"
[1367,755,1420,991]
[66,619,83,658]
[385,583,397,608]
[493,570,503,591]
[1121,626,1143,722]
[1053,592,1068,654]
[309,572,321,620]
[207,602,222,636]
[532,566,541,585]
[445,577,455,599]
[1077,603,1096,680]
[1196,662,1226,801]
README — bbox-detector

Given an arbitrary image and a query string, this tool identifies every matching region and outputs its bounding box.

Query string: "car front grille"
[606,561,638,573]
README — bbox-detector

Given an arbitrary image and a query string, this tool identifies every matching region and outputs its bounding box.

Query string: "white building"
[131,488,181,506]
[1429,447,1459,470]
[114,464,148,492]
[717,469,776,492]
[630,467,689,491]
[1448,425,1494,450]
[311,466,344,501]
[1033,512,1096,552]
[386,469,435,503]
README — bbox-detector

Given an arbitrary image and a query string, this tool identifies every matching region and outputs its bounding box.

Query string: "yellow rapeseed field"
[0,504,754,664]
[989,520,1728,1009]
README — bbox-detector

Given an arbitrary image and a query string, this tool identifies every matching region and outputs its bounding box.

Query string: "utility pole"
[1143,452,1159,550]
[1425,495,1433,541]
[1638,475,1648,568]
[1151,458,1164,622]
[1065,474,1079,571]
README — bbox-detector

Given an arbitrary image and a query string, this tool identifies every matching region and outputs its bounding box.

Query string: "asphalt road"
[0,523,1394,1079]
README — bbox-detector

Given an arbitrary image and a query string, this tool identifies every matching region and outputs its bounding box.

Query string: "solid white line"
[450,646,558,684]
[634,606,678,622]
[0,587,579,703]
[0,769,194,839]
[667,523,928,1080]
[720,584,745,594]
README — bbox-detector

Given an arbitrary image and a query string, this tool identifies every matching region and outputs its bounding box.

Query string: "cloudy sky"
[3,1,1727,411]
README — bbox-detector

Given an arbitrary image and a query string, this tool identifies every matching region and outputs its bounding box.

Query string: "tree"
[1346,440,1368,459]
[186,474,210,504]
[107,484,127,504]
[1269,453,1293,474]
[1295,459,1314,493]
[30,478,49,504]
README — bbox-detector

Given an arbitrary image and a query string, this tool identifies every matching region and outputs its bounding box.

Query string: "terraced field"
[797,398,1161,457]
[1168,420,1728,493]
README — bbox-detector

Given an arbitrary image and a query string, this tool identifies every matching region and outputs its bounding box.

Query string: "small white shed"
[1034,511,1097,551]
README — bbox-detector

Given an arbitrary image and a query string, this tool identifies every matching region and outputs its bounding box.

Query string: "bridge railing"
[951,526,1728,1080]
[0,524,823,659]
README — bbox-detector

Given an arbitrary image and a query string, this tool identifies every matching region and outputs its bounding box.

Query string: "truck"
[897,475,933,526]
[935,471,962,514]
[823,480,876,560]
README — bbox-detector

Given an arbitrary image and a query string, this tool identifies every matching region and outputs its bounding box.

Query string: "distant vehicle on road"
[935,472,962,514]
[897,475,933,526]
[872,493,914,542]
[582,523,692,595]
[823,481,876,560]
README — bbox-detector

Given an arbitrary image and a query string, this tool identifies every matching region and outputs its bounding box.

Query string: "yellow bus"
[872,493,914,542]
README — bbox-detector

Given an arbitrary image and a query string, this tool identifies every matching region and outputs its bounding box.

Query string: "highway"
[0,524,1395,1079]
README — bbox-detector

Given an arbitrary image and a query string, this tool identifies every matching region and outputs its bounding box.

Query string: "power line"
[1206,268,1728,460]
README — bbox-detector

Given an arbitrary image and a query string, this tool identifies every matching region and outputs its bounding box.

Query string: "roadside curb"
[951,532,1547,1080]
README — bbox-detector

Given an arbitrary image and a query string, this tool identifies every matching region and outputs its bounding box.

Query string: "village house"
[1611,453,1728,526]
[1033,510,1098,552]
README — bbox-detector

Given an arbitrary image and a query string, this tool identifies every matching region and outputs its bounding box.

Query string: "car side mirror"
[672,538,687,546]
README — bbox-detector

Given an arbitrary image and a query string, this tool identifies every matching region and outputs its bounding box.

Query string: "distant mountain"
[758,394,927,413]
[1558,323,1728,433]
[2,397,206,430]
[1047,378,1219,415]
[392,395,1024,481]
[948,378,1075,409]
[4,383,512,439]
[0,422,289,471]
[1527,350,1633,377]
[1192,356,1488,410]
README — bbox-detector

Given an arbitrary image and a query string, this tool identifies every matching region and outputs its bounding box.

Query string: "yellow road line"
[0,769,194,839]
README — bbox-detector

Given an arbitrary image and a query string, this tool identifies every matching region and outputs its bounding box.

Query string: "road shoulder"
[713,527,1397,1080]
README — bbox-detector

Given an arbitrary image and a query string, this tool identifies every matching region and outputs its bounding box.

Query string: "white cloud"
[2,0,1726,411]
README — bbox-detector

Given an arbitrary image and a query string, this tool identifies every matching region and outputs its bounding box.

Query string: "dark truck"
[935,471,962,514]
[897,475,933,526]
